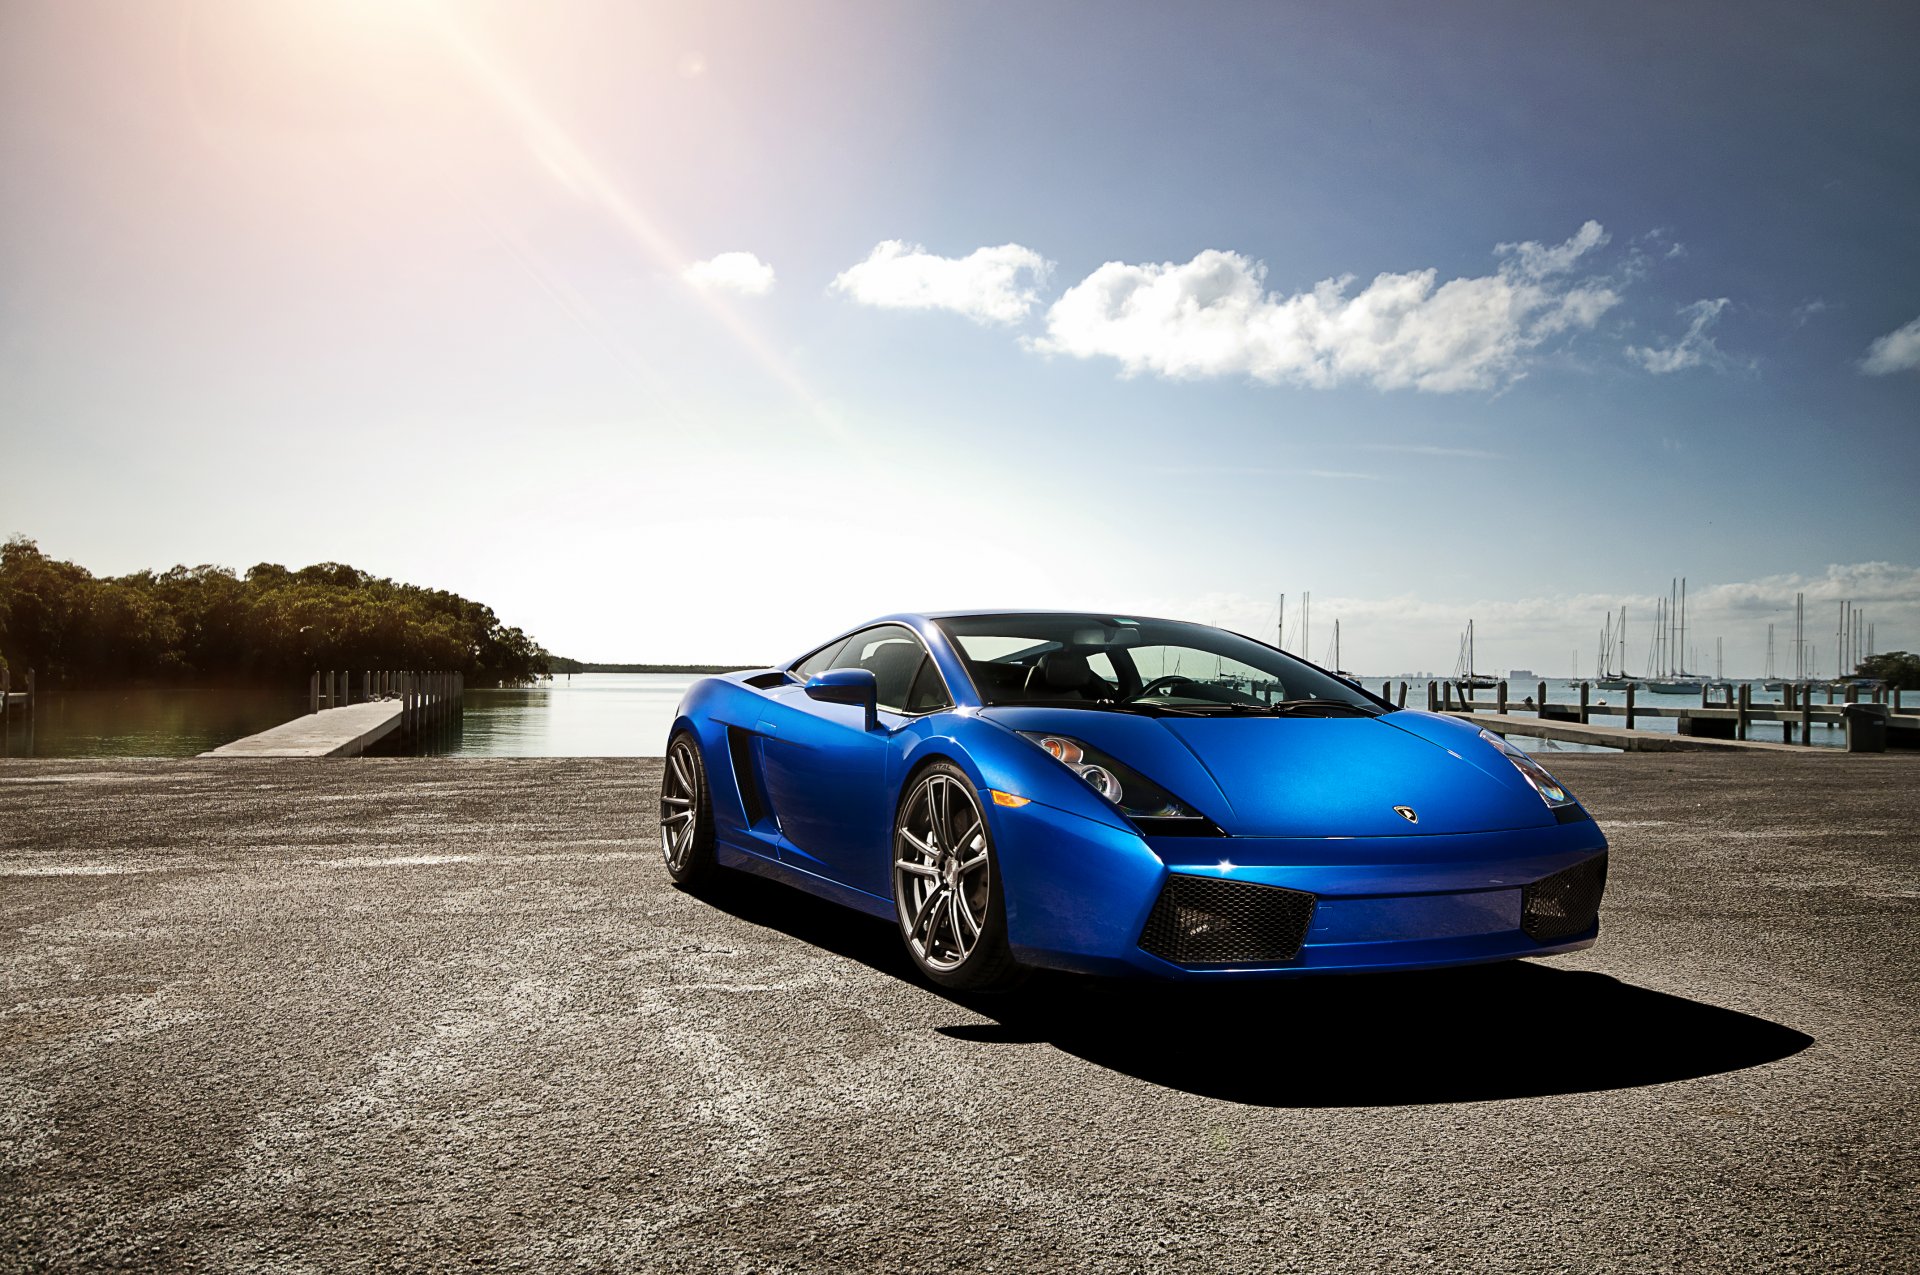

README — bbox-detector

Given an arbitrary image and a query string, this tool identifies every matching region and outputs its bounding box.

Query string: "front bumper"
[990,794,1608,980]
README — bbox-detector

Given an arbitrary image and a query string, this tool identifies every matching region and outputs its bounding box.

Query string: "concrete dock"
[1452,711,1810,752]
[1,754,1915,1270]
[198,699,403,757]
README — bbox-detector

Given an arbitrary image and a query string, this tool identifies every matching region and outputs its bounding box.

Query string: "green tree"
[0,536,551,688]
[1857,651,1920,690]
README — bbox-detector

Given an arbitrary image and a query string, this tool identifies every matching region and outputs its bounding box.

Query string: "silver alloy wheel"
[660,738,699,872]
[894,773,991,972]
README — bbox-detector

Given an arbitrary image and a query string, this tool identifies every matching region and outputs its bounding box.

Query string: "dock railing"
[308,668,464,741]
[1388,677,1911,751]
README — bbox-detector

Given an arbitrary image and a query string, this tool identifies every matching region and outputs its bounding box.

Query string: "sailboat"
[1761,622,1789,692]
[1329,619,1353,679]
[1646,577,1706,695]
[1597,604,1635,690]
[1453,620,1497,690]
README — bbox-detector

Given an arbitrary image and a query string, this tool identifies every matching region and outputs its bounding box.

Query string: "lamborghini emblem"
[1394,805,1419,824]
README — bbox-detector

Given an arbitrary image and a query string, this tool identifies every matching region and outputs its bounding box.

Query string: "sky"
[2,0,1917,674]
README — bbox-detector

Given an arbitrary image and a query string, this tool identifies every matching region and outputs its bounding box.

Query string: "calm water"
[0,685,309,758]
[0,673,1855,759]
[436,673,697,757]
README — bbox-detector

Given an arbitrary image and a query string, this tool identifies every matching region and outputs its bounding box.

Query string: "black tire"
[660,732,718,887]
[892,761,1025,992]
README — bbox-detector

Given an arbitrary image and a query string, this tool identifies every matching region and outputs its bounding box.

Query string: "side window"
[906,655,953,713]
[792,637,848,679]
[829,624,941,713]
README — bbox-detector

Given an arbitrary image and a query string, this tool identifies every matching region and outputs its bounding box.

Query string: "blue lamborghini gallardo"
[660,612,1608,991]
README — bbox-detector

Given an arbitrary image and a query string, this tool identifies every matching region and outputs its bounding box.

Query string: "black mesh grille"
[1139,875,1317,966]
[1521,854,1608,941]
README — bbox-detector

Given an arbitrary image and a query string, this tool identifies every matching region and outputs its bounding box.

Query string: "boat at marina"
[1453,620,1496,689]
[1596,604,1635,689]
[1643,578,1704,695]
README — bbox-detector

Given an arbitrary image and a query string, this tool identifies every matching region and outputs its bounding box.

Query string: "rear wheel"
[892,763,1023,991]
[660,732,717,886]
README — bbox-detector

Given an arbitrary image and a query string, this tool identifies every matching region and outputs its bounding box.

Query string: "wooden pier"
[1387,678,1918,753]
[201,669,463,758]
[0,668,33,727]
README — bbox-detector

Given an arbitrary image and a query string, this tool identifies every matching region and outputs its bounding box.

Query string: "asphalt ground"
[1,753,1915,1272]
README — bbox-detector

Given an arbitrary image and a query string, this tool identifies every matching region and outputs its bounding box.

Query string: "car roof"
[899,609,1185,623]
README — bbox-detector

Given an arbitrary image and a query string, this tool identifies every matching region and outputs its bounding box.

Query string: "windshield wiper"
[1264,698,1378,716]
[988,699,1165,715]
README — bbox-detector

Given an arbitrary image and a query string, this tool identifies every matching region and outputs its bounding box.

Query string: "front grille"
[1139,875,1316,966]
[1521,854,1608,941]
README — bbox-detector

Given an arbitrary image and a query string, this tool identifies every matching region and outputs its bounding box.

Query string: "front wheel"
[660,732,718,887]
[892,763,1023,991]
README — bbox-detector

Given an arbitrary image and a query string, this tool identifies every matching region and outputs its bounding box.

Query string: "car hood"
[978,707,1553,837]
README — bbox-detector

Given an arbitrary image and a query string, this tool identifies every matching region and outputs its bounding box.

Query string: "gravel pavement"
[1,754,1915,1272]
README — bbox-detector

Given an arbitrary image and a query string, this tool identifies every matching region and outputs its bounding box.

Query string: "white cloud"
[1496,219,1610,279]
[1627,298,1733,374]
[682,251,775,296]
[1861,314,1920,376]
[1792,298,1832,328]
[1033,223,1621,393]
[831,241,1052,325]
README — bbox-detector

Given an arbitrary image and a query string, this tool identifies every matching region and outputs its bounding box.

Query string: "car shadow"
[687,874,1814,1108]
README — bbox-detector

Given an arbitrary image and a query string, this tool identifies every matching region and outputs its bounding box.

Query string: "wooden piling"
[1800,688,1813,745]
[1624,683,1636,730]
[1579,681,1591,724]
[1396,681,1407,709]
[1536,682,1548,716]
[1737,682,1750,740]
[1498,680,1508,715]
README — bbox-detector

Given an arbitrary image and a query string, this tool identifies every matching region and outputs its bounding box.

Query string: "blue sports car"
[661,612,1607,991]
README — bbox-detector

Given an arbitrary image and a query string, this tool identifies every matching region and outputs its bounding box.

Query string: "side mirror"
[805,668,879,731]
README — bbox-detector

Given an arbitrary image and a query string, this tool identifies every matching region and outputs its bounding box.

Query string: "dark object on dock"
[1844,703,1889,753]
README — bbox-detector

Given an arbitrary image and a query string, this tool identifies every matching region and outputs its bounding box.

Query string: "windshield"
[936,614,1384,716]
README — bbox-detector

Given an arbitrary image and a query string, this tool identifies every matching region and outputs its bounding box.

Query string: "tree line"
[0,537,550,687]
[1857,651,1920,690]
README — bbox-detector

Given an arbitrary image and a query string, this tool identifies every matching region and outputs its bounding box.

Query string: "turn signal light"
[990,790,1031,807]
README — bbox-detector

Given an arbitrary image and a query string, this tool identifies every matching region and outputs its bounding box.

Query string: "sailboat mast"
[1277,593,1285,651]
[1620,604,1628,679]
[1795,591,1805,681]
[1680,577,1689,676]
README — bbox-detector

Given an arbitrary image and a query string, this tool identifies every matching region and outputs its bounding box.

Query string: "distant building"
[1507,668,1539,680]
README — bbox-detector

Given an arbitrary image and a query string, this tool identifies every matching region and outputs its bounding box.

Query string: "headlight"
[1017,731,1207,823]
[1479,728,1576,808]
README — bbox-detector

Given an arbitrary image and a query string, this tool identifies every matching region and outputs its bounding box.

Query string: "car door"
[755,625,945,898]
